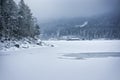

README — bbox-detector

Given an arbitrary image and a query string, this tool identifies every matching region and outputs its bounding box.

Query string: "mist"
[15,0,120,21]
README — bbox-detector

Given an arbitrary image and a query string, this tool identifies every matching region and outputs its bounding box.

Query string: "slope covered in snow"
[0,40,120,80]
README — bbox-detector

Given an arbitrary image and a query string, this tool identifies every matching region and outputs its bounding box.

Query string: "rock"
[14,44,20,48]
[36,42,42,46]
[51,45,54,47]
[1,40,4,43]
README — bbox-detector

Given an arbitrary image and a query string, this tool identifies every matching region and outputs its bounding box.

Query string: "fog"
[15,0,120,21]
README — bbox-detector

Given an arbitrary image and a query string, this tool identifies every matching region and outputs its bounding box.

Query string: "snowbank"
[0,38,54,52]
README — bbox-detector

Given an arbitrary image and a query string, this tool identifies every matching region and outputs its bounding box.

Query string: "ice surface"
[62,52,120,60]
[0,40,120,80]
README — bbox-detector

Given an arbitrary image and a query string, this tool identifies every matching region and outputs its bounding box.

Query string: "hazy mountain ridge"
[40,14,120,40]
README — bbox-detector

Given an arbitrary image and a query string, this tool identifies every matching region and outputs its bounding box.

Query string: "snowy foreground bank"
[0,40,120,80]
[0,39,53,52]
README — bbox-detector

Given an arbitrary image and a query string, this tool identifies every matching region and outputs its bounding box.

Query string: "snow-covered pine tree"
[0,0,40,40]
[0,0,2,38]
[0,0,18,39]
[0,0,5,39]
[18,0,40,38]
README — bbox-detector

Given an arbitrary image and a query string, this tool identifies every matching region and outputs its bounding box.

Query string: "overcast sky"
[15,0,119,21]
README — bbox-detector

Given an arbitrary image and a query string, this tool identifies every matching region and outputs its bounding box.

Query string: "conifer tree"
[0,0,18,39]
[18,0,40,38]
[0,0,40,40]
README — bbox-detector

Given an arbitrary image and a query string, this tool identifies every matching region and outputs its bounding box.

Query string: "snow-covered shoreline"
[0,38,54,52]
[45,40,120,53]
[1,40,120,53]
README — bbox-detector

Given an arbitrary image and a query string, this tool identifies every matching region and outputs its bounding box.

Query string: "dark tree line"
[0,0,40,40]
[41,14,120,40]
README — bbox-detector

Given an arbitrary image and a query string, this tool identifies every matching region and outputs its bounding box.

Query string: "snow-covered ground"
[0,40,120,80]
[0,38,52,52]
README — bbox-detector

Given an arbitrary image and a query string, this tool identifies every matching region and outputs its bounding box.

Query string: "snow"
[0,40,120,80]
[45,40,120,53]
[0,38,53,52]
[75,21,88,28]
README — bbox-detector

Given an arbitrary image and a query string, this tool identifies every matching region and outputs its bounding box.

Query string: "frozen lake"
[0,40,120,80]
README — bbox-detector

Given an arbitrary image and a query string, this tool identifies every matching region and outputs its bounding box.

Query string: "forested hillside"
[41,13,120,40]
[0,0,40,40]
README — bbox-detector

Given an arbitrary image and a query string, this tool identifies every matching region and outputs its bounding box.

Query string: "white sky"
[14,0,119,21]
